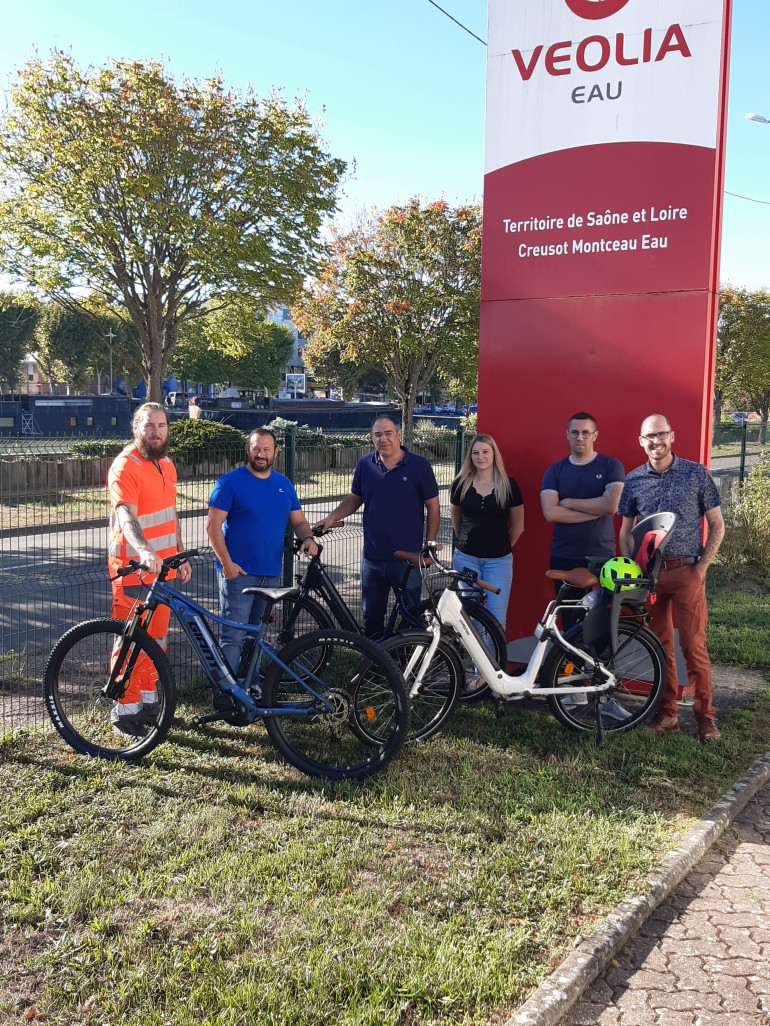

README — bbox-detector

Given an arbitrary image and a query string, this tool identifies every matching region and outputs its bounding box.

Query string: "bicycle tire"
[379,631,463,742]
[542,622,666,733]
[262,629,409,780]
[262,594,334,649]
[43,618,176,760]
[449,601,508,703]
[255,594,335,680]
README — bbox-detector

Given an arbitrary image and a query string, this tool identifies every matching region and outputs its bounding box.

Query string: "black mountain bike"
[261,527,509,720]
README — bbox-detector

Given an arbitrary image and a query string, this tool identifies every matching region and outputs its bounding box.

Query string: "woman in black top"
[449,433,524,633]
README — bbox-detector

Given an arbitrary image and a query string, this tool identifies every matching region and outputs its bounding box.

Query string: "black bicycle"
[263,526,509,714]
[43,552,410,781]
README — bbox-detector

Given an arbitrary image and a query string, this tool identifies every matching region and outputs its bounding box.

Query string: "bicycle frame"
[432,588,619,698]
[116,575,339,725]
[283,533,494,641]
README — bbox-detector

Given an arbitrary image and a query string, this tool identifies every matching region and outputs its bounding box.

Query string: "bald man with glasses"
[618,413,725,743]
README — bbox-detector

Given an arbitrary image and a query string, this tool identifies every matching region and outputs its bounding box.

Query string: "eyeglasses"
[567,430,596,438]
[373,430,397,440]
[641,431,671,442]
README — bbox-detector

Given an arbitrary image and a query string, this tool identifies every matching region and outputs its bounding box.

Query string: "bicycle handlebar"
[116,548,200,580]
[393,544,502,595]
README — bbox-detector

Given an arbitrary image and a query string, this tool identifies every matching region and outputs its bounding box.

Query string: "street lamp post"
[105,328,115,395]
[745,113,770,124]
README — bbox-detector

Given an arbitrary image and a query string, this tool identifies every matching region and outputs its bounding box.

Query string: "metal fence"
[2,420,767,734]
[0,425,465,733]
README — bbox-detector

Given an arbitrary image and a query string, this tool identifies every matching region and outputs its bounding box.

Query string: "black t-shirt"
[450,476,523,558]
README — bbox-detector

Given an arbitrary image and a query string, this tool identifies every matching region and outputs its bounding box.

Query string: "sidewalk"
[506,663,770,1026]
[563,770,770,1025]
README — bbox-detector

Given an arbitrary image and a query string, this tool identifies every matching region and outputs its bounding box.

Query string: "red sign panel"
[479,0,732,639]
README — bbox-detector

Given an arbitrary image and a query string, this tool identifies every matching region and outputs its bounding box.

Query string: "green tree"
[0,52,345,403]
[171,304,294,394]
[293,198,482,440]
[0,293,38,392]
[35,304,97,393]
[718,286,770,440]
[302,345,371,401]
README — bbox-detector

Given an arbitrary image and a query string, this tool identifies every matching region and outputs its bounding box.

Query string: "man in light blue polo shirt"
[316,415,439,637]
[207,428,318,674]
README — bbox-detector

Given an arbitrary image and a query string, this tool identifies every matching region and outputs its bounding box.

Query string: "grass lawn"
[3,677,770,1025]
[707,566,770,668]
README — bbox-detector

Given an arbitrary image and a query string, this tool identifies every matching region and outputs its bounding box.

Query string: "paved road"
[562,780,770,1025]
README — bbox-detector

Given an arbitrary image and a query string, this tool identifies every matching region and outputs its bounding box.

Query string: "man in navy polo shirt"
[541,411,625,580]
[316,415,439,637]
[619,413,724,743]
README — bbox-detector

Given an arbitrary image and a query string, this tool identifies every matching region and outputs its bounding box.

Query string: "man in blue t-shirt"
[541,412,625,581]
[316,415,439,637]
[207,428,318,674]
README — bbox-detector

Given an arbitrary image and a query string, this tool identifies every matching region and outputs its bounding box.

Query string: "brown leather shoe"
[699,720,721,743]
[644,713,679,734]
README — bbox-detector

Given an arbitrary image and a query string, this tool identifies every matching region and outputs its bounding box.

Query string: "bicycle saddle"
[241,586,301,600]
[545,568,598,589]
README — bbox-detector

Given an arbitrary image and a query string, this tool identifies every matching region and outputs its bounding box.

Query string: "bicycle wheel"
[43,618,176,760]
[543,622,666,733]
[262,629,409,780]
[255,595,335,681]
[379,631,463,742]
[449,601,508,703]
[261,595,334,649]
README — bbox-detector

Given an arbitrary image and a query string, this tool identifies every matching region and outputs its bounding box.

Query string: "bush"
[262,417,321,447]
[461,412,477,436]
[411,420,455,459]
[718,453,770,581]
[168,419,246,466]
[70,438,128,457]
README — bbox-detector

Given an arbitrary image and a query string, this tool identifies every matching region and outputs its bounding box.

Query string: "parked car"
[165,391,193,408]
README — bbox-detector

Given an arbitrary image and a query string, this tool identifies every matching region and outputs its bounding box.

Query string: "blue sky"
[0,0,768,289]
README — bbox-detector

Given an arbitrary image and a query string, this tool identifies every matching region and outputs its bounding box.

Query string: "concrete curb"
[504,750,770,1026]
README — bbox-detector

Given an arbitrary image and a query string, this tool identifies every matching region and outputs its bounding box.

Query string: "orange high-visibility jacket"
[108,446,180,586]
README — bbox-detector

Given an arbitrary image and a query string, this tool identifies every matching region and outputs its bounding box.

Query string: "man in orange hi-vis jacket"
[107,402,192,736]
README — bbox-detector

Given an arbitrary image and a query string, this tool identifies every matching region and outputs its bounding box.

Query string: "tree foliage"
[718,286,770,436]
[0,51,345,402]
[35,304,97,393]
[171,305,294,393]
[0,293,38,392]
[293,198,481,439]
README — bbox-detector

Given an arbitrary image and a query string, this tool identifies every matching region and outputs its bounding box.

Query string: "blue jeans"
[360,557,421,639]
[452,550,513,632]
[218,572,281,673]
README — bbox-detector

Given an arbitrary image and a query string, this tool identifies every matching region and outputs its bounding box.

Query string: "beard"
[135,435,170,461]
[248,453,275,473]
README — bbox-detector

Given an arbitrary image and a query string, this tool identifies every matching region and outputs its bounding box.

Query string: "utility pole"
[105,328,115,394]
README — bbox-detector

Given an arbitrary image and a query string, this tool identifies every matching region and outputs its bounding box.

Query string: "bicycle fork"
[401,625,442,699]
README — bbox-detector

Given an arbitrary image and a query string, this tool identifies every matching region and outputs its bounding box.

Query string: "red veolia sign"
[479,0,732,639]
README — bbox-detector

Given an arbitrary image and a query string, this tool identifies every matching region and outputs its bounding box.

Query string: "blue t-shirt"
[208,466,301,576]
[618,455,721,557]
[352,447,439,561]
[541,453,625,561]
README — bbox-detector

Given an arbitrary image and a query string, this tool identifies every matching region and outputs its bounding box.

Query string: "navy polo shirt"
[541,453,625,561]
[352,447,439,561]
[618,455,721,557]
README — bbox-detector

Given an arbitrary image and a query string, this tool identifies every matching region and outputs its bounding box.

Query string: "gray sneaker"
[561,691,589,707]
[139,703,160,727]
[601,698,629,722]
[110,712,147,738]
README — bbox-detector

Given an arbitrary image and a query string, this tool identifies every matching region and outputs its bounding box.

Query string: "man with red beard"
[107,402,191,735]
[206,428,318,675]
